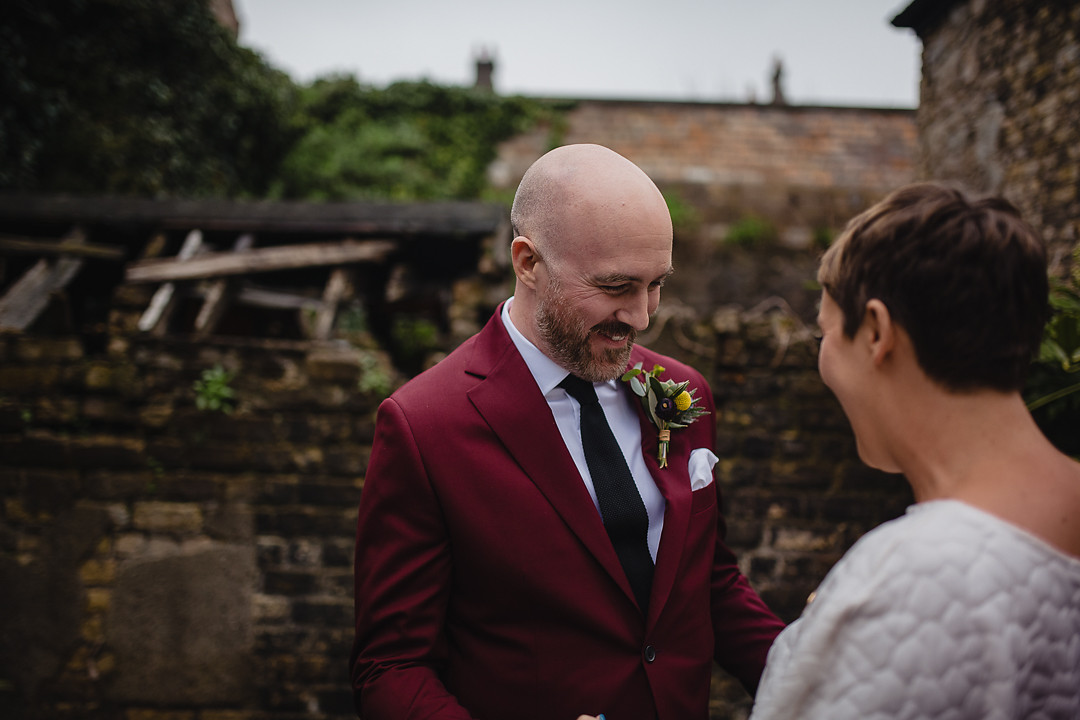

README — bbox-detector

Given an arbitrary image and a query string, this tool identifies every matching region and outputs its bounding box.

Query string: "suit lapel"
[465,311,634,600]
[624,350,693,627]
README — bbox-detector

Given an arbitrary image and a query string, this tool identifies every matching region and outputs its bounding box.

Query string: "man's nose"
[615,288,653,331]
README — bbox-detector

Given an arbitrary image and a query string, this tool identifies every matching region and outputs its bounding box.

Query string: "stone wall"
[902,0,1080,270]
[0,284,912,719]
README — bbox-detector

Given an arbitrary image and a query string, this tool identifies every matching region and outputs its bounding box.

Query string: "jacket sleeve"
[349,397,476,719]
[703,381,786,695]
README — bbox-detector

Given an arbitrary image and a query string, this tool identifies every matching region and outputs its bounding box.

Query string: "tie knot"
[559,374,599,406]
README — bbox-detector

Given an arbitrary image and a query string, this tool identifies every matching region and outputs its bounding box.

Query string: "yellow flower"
[674,391,692,412]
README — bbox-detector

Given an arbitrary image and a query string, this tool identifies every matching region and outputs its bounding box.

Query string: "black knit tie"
[560,374,653,614]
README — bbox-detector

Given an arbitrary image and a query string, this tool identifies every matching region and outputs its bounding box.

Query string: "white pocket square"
[688,448,719,491]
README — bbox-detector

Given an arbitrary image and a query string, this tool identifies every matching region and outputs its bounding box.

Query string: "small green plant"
[193,364,236,414]
[336,303,369,335]
[391,315,441,372]
[357,351,392,397]
[724,215,777,248]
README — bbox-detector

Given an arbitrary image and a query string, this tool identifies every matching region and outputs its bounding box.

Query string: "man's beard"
[535,276,636,382]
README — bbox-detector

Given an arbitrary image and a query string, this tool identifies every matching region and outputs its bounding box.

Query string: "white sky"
[235,0,922,108]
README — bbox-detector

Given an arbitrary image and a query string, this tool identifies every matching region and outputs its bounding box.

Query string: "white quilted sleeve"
[749,502,1080,720]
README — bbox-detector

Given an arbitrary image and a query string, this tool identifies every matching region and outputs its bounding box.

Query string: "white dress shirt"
[502,298,665,560]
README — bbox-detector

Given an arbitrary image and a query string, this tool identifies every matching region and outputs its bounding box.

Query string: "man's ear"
[862,298,896,366]
[511,236,541,289]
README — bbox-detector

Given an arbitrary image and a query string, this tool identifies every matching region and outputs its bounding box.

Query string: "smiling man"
[350,144,783,720]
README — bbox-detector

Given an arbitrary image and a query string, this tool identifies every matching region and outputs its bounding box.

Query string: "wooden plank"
[137,229,203,333]
[194,233,255,338]
[0,194,508,237]
[314,268,350,341]
[234,286,322,311]
[0,234,126,261]
[125,238,396,284]
[0,228,87,331]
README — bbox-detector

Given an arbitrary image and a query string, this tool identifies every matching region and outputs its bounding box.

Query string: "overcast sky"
[236,0,922,108]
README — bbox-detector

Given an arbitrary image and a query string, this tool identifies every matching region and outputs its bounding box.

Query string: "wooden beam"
[0,194,508,237]
[314,268,350,341]
[194,233,255,338]
[137,229,203,333]
[234,286,321,311]
[0,234,126,261]
[0,228,87,331]
[125,239,395,284]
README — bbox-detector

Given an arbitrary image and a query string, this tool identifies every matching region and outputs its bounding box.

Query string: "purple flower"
[655,396,677,421]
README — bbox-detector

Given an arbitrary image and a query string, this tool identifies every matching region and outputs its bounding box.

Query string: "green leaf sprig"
[621,363,708,468]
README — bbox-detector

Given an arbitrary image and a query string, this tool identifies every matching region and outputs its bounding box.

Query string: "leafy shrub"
[1025,249,1080,455]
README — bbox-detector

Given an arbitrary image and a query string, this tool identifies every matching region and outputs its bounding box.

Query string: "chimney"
[209,0,239,38]
[770,57,787,106]
[475,49,495,92]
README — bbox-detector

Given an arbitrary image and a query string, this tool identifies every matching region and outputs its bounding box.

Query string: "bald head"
[507,144,673,379]
[510,144,671,265]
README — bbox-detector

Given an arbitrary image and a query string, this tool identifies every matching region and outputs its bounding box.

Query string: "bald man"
[350,144,783,720]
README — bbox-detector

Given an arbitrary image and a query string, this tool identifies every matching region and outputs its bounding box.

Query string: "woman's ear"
[862,298,896,366]
[511,236,540,288]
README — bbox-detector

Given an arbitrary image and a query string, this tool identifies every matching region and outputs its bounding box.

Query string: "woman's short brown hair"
[818,182,1048,392]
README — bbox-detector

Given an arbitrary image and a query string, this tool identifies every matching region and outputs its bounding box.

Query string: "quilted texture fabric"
[750,500,1080,719]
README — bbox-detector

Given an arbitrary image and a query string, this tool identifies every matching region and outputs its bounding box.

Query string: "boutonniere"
[621,363,708,468]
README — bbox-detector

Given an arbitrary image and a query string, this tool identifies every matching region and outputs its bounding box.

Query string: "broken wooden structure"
[0,194,510,352]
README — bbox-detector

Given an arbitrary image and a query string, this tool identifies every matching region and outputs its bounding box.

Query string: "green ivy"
[270,77,559,201]
[1025,248,1080,455]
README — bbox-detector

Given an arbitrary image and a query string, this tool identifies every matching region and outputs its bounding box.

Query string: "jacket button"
[643,645,656,663]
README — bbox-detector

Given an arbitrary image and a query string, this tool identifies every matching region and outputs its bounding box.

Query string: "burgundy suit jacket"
[351,307,783,719]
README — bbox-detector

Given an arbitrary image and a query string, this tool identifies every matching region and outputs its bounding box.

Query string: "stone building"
[894,0,1080,272]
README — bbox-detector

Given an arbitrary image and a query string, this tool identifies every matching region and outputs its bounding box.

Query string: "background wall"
[0,276,911,719]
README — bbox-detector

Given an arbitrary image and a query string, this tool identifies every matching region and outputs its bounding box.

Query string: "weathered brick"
[255,507,355,537]
[124,709,195,720]
[14,337,84,362]
[80,557,116,585]
[264,569,319,596]
[321,569,353,598]
[132,501,203,534]
[322,539,355,568]
[291,598,352,628]
[287,538,322,566]
[296,479,363,507]
[70,435,146,469]
[86,587,111,614]
[253,593,290,624]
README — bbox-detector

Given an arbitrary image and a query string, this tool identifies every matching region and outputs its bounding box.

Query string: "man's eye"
[603,285,629,294]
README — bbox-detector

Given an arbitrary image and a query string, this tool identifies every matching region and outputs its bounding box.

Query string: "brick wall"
[0,285,913,719]
[490,100,916,326]
[491,100,916,248]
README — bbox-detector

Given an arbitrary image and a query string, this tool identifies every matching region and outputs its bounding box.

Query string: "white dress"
[750,500,1080,719]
